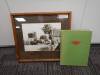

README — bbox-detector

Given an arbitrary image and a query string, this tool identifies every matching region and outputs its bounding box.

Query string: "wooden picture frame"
[10,11,71,62]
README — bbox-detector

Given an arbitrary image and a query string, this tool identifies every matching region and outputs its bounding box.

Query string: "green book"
[60,30,92,66]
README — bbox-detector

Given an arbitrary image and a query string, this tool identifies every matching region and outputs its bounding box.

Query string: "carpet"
[0,46,99,75]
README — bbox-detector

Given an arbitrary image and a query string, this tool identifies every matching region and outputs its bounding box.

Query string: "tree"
[42,24,53,39]
[42,24,54,50]
[42,24,52,34]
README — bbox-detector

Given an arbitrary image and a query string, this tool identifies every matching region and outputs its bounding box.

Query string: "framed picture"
[11,12,71,62]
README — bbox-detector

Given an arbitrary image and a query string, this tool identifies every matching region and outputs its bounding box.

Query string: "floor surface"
[0,46,100,75]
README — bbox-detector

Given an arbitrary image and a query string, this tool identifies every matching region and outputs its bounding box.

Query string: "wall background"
[0,0,100,46]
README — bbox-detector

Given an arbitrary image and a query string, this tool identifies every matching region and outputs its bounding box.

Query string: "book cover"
[60,30,92,66]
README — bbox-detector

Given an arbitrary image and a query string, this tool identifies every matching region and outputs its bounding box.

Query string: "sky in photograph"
[22,22,61,41]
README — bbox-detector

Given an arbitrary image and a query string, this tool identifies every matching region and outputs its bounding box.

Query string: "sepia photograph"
[22,22,61,51]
